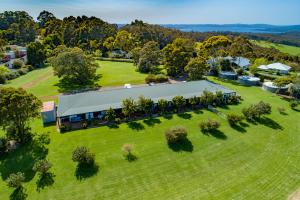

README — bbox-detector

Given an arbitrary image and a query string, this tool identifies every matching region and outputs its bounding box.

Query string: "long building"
[57,80,236,128]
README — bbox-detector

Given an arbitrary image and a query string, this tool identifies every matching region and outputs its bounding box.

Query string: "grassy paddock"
[0,77,300,200]
[3,61,147,102]
[253,40,300,56]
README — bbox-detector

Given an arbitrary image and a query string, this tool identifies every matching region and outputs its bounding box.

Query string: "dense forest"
[1,10,300,71]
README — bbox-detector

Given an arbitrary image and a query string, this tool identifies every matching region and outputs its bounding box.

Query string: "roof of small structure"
[258,63,291,71]
[42,101,56,112]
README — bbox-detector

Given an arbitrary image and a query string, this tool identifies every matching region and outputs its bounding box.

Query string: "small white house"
[41,101,56,123]
[258,63,292,74]
[208,56,251,69]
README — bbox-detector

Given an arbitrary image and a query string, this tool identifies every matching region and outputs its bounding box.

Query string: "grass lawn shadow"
[10,187,28,200]
[107,124,119,129]
[163,114,173,120]
[231,124,247,133]
[257,117,283,130]
[55,75,101,93]
[193,109,203,114]
[143,118,161,127]
[202,129,227,140]
[36,172,55,192]
[127,121,145,131]
[168,138,194,152]
[75,163,99,181]
[0,141,48,182]
[177,113,192,120]
[124,153,138,162]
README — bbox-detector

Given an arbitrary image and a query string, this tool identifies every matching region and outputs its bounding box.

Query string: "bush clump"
[122,144,137,161]
[242,101,271,120]
[145,74,168,84]
[199,119,220,132]
[33,159,52,175]
[165,126,187,144]
[227,114,244,126]
[290,100,299,110]
[6,172,25,188]
[72,146,95,166]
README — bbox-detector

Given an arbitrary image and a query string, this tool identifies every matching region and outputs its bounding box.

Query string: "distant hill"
[161,24,300,34]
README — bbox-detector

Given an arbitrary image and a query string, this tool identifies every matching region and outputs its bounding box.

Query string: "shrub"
[122,143,137,161]
[115,118,121,124]
[33,159,52,175]
[242,101,272,120]
[6,172,25,188]
[104,107,116,123]
[72,146,95,166]
[0,74,6,84]
[199,119,220,132]
[228,95,241,104]
[145,74,168,84]
[81,121,88,129]
[172,96,186,112]
[12,59,24,69]
[290,100,299,109]
[227,114,244,126]
[165,126,187,144]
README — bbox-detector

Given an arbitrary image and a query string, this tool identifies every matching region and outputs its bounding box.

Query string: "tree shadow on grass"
[231,124,247,133]
[36,172,55,192]
[177,113,192,120]
[55,75,101,93]
[202,130,227,140]
[75,163,99,181]
[257,117,283,130]
[124,153,138,162]
[107,123,119,129]
[0,140,48,182]
[10,187,28,200]
[143,118,161,127]
[193,109,203,115]
[168,138,194,152]
[127,121,145,131]
[163,114,173,120]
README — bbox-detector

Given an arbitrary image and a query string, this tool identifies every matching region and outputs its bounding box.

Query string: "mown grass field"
[4,61,147,101]
[253,40,300,56]
[0,77,300,200]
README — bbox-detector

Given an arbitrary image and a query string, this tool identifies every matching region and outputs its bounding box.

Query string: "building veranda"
[56,80,237,131]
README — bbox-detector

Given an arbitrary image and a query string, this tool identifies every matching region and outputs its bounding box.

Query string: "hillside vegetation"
[253,40,300,56]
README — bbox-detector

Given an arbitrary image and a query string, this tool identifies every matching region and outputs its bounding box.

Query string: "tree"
[172,96,186,112]
[185,56,209,80]
[50,47,98,85]
[37,10,56,28]
[229,36,253,58]
[122,98,137,119]
[200,90,214,107]
[72,146,95,166]
[12,59,23,69]
[163,38,194,76]
[103,36,115,51]
[43,33,63,50]
[203,35,232,57]
[0,66,9,84]
[242,101,272,120]
[27,41,46,67]
[137,96,154,116]
[290,100,299,110]
[0,87,42,143]
[158,99,169,115]
[199,119,221,133]
[33,159,52,176]
[249,58,269,73]
[104,107,116,123]
[6,172,25,188]
[136,41,161,73]
[113,30,136,52]
[165,126,188,144]
[122,144,136,161]
[227,114,244,126]
[273,76,293,88]
[189,96,200,109]
[214,91,224,106]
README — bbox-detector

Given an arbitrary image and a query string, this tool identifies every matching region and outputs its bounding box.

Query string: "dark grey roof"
[57,80,235,117]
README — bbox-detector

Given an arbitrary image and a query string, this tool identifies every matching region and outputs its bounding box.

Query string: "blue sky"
[0,0,299,25]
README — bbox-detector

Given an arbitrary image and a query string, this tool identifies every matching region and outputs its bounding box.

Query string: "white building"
[258,63,291,74]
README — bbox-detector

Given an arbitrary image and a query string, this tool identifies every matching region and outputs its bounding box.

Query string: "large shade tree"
[50,46,98,85]
[163,38,194,76]
[27,41,46,67]
[0,87,42,143]
[185,56,209,80]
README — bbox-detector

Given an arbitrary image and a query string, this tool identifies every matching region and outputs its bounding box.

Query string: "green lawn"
[1,77,300,200]
[3,61,147,102]
[253,40,300,56]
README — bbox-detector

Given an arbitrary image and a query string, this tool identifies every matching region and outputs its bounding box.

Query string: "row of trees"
[102,91,229,123]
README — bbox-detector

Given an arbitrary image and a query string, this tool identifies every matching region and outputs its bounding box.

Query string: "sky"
[0,0,300,25]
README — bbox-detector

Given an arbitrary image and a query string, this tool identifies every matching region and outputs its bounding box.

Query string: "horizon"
[1,0,300,25]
